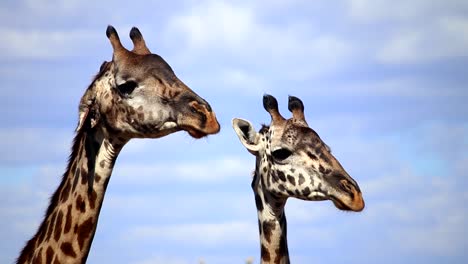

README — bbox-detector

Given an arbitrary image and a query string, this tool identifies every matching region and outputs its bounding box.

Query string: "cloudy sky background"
[1,0,467,263]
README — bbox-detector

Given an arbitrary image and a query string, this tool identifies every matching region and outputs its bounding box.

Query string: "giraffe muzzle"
[178,103,220,138]
[331,179,365,212]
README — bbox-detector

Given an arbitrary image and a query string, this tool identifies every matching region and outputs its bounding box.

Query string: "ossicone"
[263,94,285,123]
[129,27,151,55]
[106,25,131,62]
[288,95,306,122]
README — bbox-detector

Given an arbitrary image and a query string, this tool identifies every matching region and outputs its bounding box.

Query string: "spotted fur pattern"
[233,95,364,264]
[17,26,220,264]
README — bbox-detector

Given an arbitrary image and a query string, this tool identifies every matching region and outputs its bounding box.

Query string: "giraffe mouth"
[186,128,207,139]
[178,125,208,139]
[330,196,353,211]
[176,114,220,139]
[158,122,207,138]
[330,193,365,212]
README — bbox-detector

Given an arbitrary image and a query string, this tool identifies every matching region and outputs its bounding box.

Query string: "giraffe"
[232,94,364,264]
[16,25,220,264]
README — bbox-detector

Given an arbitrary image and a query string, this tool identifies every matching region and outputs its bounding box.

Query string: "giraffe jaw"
[159,121,208,139]
[159,121,210,139]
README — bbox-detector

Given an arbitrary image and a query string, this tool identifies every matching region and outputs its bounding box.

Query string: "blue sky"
[1,0,467,263]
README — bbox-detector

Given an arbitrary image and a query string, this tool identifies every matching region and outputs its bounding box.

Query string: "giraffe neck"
[254,169,290,264]
[17,127,126,264]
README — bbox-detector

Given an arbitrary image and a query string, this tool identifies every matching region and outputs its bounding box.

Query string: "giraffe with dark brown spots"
[232,94,364,263]
[16,25,220,264]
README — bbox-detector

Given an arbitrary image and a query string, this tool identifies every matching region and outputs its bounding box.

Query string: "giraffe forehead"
[268,123,321,150]
[116,54,178,85]
[261,125,332,169]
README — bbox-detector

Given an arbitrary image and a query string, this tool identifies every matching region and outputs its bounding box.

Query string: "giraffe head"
[232,94,364,212]
[77,26,220,139]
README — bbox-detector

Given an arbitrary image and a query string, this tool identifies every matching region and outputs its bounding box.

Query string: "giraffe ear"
[232,118,260,154]
[76,91,100,132]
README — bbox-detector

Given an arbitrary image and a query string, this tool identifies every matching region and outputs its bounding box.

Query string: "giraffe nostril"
[339,179,355,199]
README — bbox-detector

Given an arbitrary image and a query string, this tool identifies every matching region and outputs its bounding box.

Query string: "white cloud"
[114,156,251,184]
[388,191,468,255]
[104,191,255,221]
[377,30,425,63]
[455,157,468,178]
[169,1,254,50]
[0,128,71,164]
[0,28,101,59]
[410,121,468,161]
[218,68,267,95]
[166,0,354,80]
[0,181,52,255]
[133,255,190,264]
[348,0,421,21]
[134,254,256,264]
[346,0,468,63]
[286,198,336,223]
[348,0,468,22]
[0,169,62,245]
[359,166,468,255]
[436,15,468,55]
[124,221,257,247]
[302,77,467,98]
[377,18,468,63]
[23,0,84,14]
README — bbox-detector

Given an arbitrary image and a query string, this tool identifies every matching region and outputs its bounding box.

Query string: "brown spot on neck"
[54,210,64,241]
[64,205,72,234]
[77,217,95,250]
[60,180,71,202]
[45,246,54,263]
[60,242,76,258]
[80,164,89,186]
[262,220,276,243]
[76,195,86,213]
[273,238,288,263]
[261,244,271,262]
[89,190,97,209]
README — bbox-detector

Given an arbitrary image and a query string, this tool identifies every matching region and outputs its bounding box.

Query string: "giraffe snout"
[177,100,220,138]
[343,179,364,211]
[331,179,365,212]
[189,101,220,134]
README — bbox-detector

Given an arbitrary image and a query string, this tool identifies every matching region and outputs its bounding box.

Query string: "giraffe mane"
[16,129,87,263]
[16,64,109,263]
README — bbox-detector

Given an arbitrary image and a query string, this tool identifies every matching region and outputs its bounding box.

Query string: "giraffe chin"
[175,124,208,139]
[166,123,207,139]
[330,196,365,212]
[331,198,353,211]
[186,128,207,139]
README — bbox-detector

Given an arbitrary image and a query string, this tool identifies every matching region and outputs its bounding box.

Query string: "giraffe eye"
[117,81,138,95]
[272,148,292,161]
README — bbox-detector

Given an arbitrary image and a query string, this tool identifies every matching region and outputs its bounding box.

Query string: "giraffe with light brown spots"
[232,95,364,264]
[16,25,220,264]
